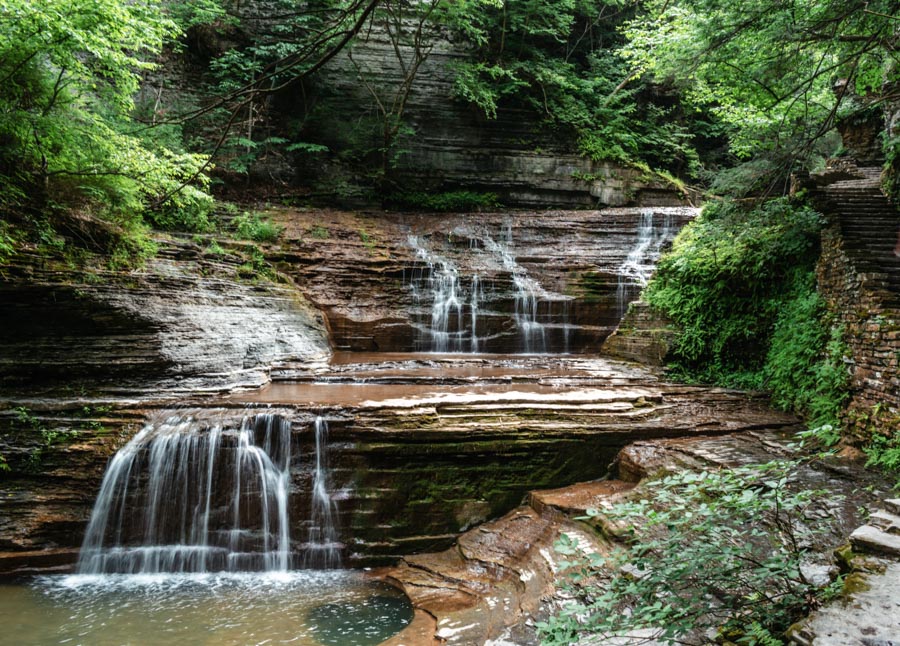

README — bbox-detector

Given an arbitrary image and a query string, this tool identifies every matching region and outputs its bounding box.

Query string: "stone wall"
[817,220,900,438]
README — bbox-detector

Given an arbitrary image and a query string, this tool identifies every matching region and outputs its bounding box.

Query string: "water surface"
[0,572,412,646]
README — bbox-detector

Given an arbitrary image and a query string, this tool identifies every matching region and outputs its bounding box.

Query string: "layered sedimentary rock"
[268,206,696,354]
[601,300,678,364]
[0,354,799,574]
[381,428,882,646]
[0,238,329,393]
[295,21,686,207]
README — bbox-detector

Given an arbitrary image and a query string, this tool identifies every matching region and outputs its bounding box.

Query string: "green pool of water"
[0,571,413,646]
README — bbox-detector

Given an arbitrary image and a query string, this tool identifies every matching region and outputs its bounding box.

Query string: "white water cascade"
[302,416,341,569]
[407,235,472,352]
[77,412,294,575]
[616,209,675,317]
[483,227,550,354]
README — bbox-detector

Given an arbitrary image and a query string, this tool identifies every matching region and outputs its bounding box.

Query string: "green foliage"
[308,225,330,240]
[764,282,850,427]
[389,190,500,212]
[647,200,818,378]
[645,197,850,427]
[540,462,837,645]
[0,0,214,254]
[233,211,284,243]
[0,221,16,264]
[862,403,900,488]
[448,2,703,176]
[883,134,900,202]
[621,0,899,186]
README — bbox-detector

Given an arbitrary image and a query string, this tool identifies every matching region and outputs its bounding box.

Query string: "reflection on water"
[0,572,412,646]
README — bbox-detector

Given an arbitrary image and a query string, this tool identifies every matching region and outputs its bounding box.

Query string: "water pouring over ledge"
[15,413,419,645]
[76,411,341,575]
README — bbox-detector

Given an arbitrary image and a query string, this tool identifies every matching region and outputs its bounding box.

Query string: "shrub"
[644,197,848,427]
[540,462,839,645]
[233,211,283,242]
[389,190,500,212]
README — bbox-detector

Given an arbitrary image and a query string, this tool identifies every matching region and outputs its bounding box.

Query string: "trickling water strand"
[303,417,341,569]
[470,274,482,352]
[76,412,293,575]
[407,235,471,352]
[483,228,550,354]
[616,209,675,317]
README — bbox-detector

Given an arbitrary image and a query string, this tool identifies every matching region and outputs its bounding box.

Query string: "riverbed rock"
[380,426,882,645]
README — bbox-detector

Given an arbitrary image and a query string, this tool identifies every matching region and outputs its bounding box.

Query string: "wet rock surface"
[793,499,900,645]
[0,238,329,394]
[267,207,696,354]
[380,429,886,645]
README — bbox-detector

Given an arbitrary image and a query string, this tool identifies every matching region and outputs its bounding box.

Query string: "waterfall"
[406,226,573,354]
[470,274,483,353]
[77,412,293,575]
[407,235,471,352]
[483,227,549,354]
[302,417,341,569]
[616,209,675,317]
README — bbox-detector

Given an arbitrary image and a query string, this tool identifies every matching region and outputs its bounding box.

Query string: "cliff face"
[297,26,683,207]
[0,238,329,394]
[142,7,687,208]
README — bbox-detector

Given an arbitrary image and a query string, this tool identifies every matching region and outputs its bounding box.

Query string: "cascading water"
[616,209,675,317]
[302,416,341,569]
[406,225,573,353]
[470,274,483,353]
[483,228,550,354]
[76,412,293,575]
[407,235,471,352]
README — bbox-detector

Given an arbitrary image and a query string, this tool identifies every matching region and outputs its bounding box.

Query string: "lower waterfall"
[302,417,341,569]
[75,411,341,574]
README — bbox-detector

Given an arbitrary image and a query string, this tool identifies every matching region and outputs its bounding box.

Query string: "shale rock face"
[269,207,696,354]
[292,16,686,207]
[0,239,329,393]
[601,300,678,365]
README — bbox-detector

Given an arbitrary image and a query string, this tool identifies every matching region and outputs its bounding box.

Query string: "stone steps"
[849,504,900,557]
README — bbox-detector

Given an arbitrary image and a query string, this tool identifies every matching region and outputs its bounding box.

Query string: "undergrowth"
[388,190,500,212]
[645,197,849,427]
[540,462,840,645]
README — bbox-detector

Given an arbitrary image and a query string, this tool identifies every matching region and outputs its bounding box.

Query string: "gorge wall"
[294,24,685,207]
[146,5,688,208]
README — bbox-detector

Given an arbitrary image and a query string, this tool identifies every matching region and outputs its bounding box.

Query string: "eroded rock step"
[1,354,798,574]
[380,430,883,646]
